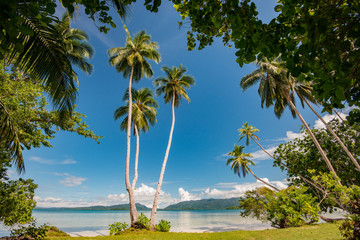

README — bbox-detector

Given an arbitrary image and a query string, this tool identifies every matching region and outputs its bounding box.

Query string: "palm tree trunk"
[250,136,325,193]
[282,89,341,184]
[333,108,344,122]
[132,125,140,189]
[126,66,138,226]
[247,168,280,191]
[150,93,176,229]
[298,92,360,172]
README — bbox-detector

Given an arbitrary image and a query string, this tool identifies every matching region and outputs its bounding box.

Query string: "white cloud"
[59,175,87,187]
[285,130,305,141]
[203,179,288,199]
[314,113,346,129]
[29,156,77,165]
[178,188,200,201]
[250,146,277,161]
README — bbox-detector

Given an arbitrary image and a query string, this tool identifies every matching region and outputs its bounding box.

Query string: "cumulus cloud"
[203,179,288,199]
[250,146,277,161]
[178,188,200,201]
[29,156,77,165]
[314,112,347,129]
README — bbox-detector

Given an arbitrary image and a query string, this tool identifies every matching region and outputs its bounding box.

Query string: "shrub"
[155,219,171,232]
[109,222,128,235]
[10,222,48,240]
[136,213,151,230]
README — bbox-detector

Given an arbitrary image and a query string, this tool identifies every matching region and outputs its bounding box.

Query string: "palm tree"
[108,26,160,226]
[150,65,195,228]
[226,144,280,191]
[0,12,94,173]
[294,88,360,172]
[238,122,327,193]
[55,12,94,79]
[240,58,340,182]
[114,88,158,189]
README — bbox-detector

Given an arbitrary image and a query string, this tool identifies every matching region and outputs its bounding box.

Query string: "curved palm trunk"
[298,92,360,172]
[150,94,175,229]
[132,125,140,189]
[247,167,280,191]
[250,136,325,193]
[282,89,341,184]
[333,108,344,122]
[126,66,138,226]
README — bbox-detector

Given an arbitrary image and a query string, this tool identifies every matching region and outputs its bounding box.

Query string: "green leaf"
[274,5,282,12]
[335,87,345,101]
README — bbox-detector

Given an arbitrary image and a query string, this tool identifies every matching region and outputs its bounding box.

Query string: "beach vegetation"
[11,222,48,240]
[108,26,160,227]
[240,186,320,228]
[0,64,100,227]
[154,219,171,232]
[150,65,195,228]
[109,222,129,236]
[136,213,151,230]
[274,119,360,213]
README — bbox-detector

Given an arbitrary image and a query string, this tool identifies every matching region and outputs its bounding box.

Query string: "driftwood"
[319,214,345,222]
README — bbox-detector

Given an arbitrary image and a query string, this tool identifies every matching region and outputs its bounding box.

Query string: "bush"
[109,222,128,235]
[10,222,48,240]
[44,226,69,237]
[136,213,150,230]
[155,219,171,232]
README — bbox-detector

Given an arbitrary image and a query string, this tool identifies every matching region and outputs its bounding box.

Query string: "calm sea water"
[0,209,272,236]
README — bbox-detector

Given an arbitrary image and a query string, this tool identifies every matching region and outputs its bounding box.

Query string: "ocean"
[0,209,272,236]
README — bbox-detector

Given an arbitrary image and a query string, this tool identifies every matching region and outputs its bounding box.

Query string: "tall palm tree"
[226,144,280,191]
[150,65,195,228]
[240,58,340,182]
[108,26,160,226]
[114,88,158,189]
[0,12,94,173]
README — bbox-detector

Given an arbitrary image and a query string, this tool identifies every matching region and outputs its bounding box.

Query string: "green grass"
[47,222,342,240]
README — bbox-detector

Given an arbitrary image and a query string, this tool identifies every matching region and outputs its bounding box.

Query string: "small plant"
[109,221,128,235]
[136,213,151,230]
[155,219,171,232]
[10,222,48,240]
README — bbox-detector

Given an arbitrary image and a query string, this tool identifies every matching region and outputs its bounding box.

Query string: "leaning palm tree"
[240,58,340,182]
[150,65,195,228]
[227,144,280,191]
[108,26,160,226]
[114,88,158,189]
[293,85,360,172]
[238,122,328,193]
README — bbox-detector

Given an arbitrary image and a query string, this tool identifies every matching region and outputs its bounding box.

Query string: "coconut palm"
[108,26,160,226]
[238,122,328,193]
[55,12,94,79]
[240,58,340,182]
[150,65,195,228]
[227,144,280,191]
[0,12,95,173]
[114,88,158,189]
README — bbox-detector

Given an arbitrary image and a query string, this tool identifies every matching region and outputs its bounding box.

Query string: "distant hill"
[36,203,150,211]
[163,198,240,210]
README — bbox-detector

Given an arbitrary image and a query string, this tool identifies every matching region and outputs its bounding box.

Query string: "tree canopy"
[128,0,359,113]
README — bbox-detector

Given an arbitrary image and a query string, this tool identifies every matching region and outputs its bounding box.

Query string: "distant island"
[163,198,240,210]
[36,203,150,211]
[36,198,240,211]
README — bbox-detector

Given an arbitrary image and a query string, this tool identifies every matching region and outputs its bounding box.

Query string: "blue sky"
[12,0,348,208]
